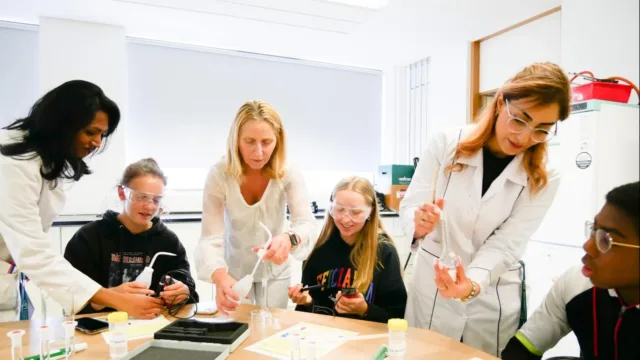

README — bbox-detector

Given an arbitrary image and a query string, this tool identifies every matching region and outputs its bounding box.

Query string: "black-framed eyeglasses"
[585,221,640,254]
[505,99,557,143]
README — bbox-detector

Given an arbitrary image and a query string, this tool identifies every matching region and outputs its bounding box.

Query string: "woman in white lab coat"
[195,100,316,316]
[400,62,571,356]
[0,80,164,322]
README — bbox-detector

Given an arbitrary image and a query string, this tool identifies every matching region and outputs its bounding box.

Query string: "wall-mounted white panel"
[126,40,382,178]
[0,24,39,128]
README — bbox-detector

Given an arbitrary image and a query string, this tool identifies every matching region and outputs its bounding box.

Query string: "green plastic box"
[377,165,415,186]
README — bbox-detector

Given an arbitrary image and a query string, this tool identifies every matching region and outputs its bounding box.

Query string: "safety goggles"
[585,222,640,254]
[122,186,164,207]
[329,203,372,223]
[505,99,557,143]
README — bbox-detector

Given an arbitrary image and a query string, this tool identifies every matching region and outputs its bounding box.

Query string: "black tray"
[154,319,249,345]
[121,339,229,360]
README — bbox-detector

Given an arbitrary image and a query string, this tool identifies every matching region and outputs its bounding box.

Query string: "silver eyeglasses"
[505,99,557,143]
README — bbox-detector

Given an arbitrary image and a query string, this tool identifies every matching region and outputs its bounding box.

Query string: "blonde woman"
[195,101,316,315]
[288,177,407,323]
[400,62,571,356]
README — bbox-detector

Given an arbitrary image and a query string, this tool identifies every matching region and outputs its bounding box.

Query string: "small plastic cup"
[107,312,129,359]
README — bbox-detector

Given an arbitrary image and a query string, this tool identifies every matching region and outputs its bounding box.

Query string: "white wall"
[383,43,470,165]
[480,11,562,92]
[561,0,639,103]
[39,17,129,215]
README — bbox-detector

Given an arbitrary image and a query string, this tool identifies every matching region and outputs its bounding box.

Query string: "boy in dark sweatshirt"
[502,181,639,360]
[288,176,407,323]
[64,159,198,313]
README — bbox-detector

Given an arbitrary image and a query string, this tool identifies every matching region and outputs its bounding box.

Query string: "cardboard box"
[376,165,415,195]
[384,184,408,212]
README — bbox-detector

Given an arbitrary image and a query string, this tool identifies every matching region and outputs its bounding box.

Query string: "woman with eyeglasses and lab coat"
[399,62,571,356]
[195,100,316,316]
[0,80,163,322]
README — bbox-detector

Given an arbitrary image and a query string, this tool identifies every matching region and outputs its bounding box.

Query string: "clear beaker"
[249,309,268,339]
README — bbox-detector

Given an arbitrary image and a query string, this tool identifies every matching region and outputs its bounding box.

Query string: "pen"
[300,284,324,292]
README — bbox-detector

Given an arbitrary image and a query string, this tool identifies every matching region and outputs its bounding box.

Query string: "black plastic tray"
[121,339,229,360]
[154,319,249,345]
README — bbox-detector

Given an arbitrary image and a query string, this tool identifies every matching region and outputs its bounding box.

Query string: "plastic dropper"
[229,221,273,305]
[134,252,177,289]
[7,329,25,360]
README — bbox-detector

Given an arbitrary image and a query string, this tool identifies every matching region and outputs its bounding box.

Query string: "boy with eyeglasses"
[502,181,639,360]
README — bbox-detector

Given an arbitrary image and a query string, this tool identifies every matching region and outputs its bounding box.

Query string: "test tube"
[6,329,25,360]
[62,321,78,359]
[290,332,301,360]
[39,325,51,360]
[306,340,317,360]
[260,277,272,320]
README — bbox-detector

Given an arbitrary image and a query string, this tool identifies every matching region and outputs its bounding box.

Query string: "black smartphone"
[342,288,357,298]
[76,317,109,335]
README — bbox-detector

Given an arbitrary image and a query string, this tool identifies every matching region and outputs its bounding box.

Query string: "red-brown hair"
[447,62,570,195]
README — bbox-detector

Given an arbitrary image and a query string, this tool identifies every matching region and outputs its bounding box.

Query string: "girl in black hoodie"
[64,158,198,314]
[287,176,407,323]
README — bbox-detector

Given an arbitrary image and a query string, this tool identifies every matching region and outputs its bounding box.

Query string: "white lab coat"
[400,125,560,357]
[0,130,101,322]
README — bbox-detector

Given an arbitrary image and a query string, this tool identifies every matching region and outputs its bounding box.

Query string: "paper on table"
[101,315,171,344]
[245,322,358,360]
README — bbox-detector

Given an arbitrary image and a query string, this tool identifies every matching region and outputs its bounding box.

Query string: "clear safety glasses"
[328,203,372,223]
[122,186,164,208]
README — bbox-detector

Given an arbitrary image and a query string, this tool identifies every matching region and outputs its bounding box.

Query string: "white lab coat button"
[462,316,467,320]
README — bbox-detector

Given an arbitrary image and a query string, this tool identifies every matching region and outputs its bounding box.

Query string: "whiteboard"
[126,39,383,185]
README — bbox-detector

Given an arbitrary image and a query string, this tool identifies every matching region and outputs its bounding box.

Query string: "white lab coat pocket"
[0,272,18,311]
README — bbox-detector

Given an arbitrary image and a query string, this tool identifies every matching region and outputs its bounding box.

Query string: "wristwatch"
[287,232,299,251]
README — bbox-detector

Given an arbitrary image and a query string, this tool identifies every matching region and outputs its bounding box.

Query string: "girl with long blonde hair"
[195,100,316,315]
[288,176,407,323]
[400,62,571,355]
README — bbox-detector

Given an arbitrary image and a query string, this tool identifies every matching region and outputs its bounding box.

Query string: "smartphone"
[76,318,109,335]
[342,288,358,298]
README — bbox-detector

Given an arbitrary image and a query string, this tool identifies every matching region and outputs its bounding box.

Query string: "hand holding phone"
[341,287,358,299]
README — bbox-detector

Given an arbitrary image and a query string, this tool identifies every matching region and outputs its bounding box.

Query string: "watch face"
[289,233,298,246]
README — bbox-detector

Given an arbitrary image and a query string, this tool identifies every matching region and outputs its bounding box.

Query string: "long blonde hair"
[448,62,570,194]
[225,100,287,183]
[307,176,395,294]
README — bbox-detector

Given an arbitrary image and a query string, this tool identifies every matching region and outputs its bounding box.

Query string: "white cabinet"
[522,240,583,359]
[164,222,214,302]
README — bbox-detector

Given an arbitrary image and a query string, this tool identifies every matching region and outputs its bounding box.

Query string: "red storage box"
[571,82,632,103]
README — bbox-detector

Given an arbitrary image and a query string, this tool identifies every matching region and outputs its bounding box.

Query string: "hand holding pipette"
[413,168,444,239]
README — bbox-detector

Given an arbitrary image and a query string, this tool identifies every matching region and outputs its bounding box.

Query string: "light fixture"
[321,0,390,10]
